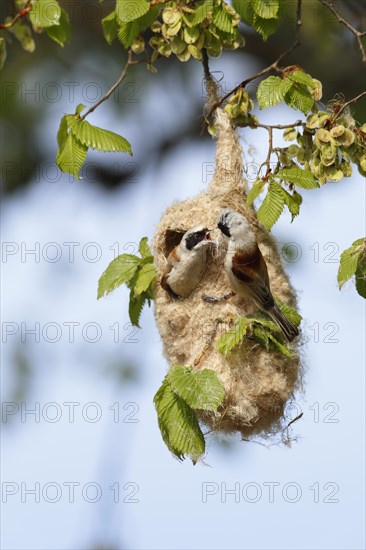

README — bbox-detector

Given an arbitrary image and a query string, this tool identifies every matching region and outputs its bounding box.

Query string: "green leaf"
[217,318,249,356]
[192,0,213,24]
[252,0,279,19]
[56,132,88,178]
[257,180,285,230]
[154,380,205,462]
[68,118,132,154]
[117,7,158,47]
[281,188,300,221]
[246,179,265,206]
[102,11,119,44]
[134,263,156,295]
[44,8,71,46]
[267,333,293,357]
[287,70,314,88]
[30,0,61,28]
[75,104,86,115]
[128,290,146,327]
[56,115,68,149]
[274,297,302,327]
[233,0,254,25]
[257,76,293,109]
[338,239,364,289]
[355,252,366,299]
[252,14,278,40]
[97,254,140,299]
[116,0,150,23]
[138,237,152,258]
[167,366,225,411]
[212,4,233,33]
[276,166,319,189]
[284,83,315,114]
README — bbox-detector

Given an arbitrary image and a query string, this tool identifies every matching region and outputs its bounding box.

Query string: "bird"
[204,208,299,342]
[160,225,213,299]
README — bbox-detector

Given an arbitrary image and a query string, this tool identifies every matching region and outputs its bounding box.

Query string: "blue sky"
[1,53,365,550]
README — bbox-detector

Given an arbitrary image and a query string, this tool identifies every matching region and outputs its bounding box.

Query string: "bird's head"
[217,209,250,241]
[181,225,212,253]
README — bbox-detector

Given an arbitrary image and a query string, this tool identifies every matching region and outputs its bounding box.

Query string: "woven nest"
[153,107,303,439]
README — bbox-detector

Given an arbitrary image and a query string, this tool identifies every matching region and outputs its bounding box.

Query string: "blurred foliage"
[0,0,365,194]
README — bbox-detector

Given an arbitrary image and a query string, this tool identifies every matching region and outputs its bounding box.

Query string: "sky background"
[1,3,366,549]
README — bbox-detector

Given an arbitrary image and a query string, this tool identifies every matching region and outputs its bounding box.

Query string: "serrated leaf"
[284,83,315,114]
[117,22,140,47]
[267,334,293,357]
[139,237,151,258]
[212,5,233,33]
[168,366,225,411]
[56,132,88,178]
[257,180,285,230]
[68,119,132,154]
[192,0,213,24]
[282,188,301,221]
[355,252,366,299]
[287,70,314,88]
[128,290,146,326]
[233,0,254,25]
[252,13,278,40]
[134,263,156,295]
[274,297,302,327]
[45,8,71,46]
[338,239,364,288]
[276,166,319,189]
[247,179,265,206]
[217,318,249,356]
[102,11,119,44]
[30,0,61,28]
[98,254,140,299]
[154,380,205,462]
[257,76,293,109]
[116,0,150,23]
[117,7,159,47]
[252,0,279,19]
[56,116,68,149]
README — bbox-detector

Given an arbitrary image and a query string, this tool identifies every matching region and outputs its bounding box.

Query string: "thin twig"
[254,120,303,130]
[0,0,32,29]
[318,0,366,63]
[80,50,144,120]
[265,126,273,175]
[205,0,303,120]
[252,121,303,176]
[332,90,366,120]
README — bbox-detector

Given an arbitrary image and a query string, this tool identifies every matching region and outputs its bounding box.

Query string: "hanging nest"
[152,92,303,440]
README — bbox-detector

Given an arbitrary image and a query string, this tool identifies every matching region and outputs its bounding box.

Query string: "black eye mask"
[185,229,208,250]
[218,220,231,238]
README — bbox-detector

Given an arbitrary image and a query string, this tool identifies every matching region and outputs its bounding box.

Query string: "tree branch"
[205,0,303,121]
[80,50,144,120]
[318,0,366,63]
[0,0,32,29]
[332,90,366,120]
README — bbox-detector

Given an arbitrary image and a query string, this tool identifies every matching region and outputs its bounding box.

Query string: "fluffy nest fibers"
[153,107,303,440]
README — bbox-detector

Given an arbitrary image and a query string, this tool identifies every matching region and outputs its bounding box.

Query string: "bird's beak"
[205,229,212,240]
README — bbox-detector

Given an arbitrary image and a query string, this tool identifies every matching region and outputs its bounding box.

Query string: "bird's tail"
[269,304,299,342]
